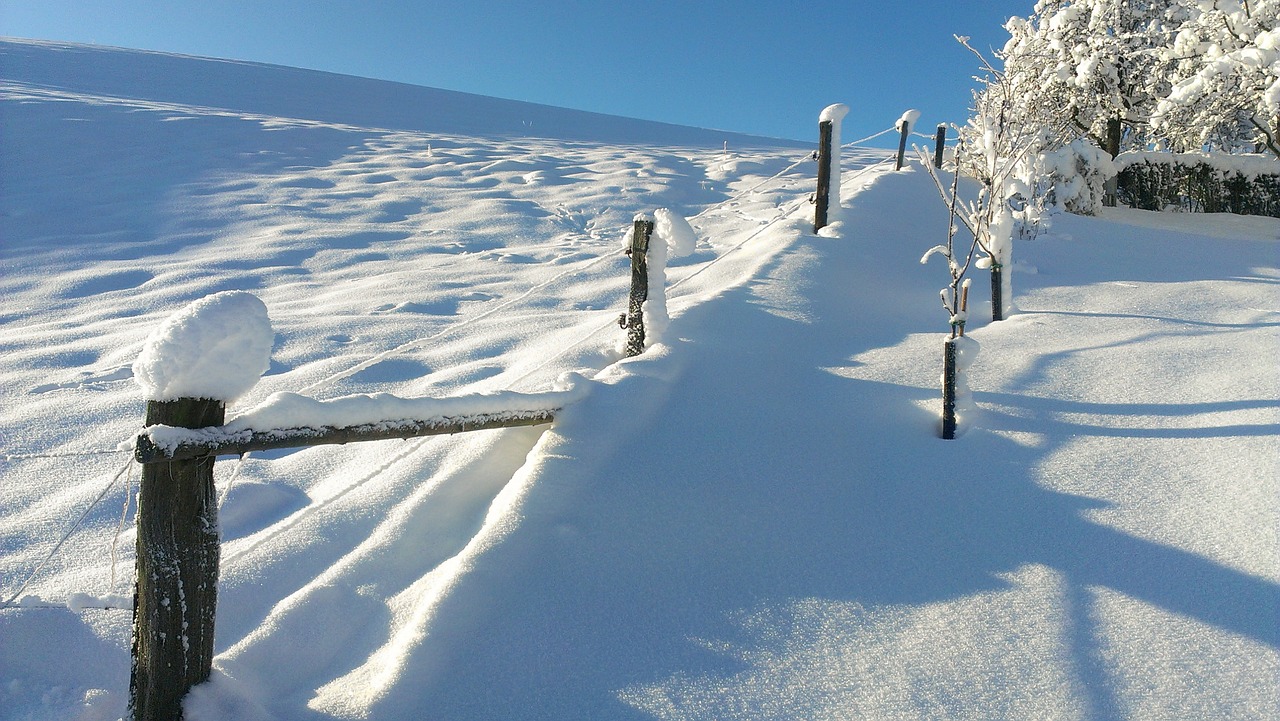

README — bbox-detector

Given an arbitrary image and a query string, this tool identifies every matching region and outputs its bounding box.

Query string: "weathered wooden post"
[814,103,849,233]
[1104,116,1122,207]
[896,126,909,170]
[895,110,920,171]
[933,124,947,169]
[814,119,835,233]
[128,290,274,721]
[131,398,223,721]
[941,338,958,440]
[623,217,653,357]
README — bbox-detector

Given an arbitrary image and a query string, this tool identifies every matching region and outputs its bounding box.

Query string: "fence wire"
[843,126,897,148]
[3,447,131,462]
[2,456,133,608]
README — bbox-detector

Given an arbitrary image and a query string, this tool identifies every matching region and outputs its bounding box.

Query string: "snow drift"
[2,37,1277,721]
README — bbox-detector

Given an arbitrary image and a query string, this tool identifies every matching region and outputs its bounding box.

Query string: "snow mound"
[133,291,273,402]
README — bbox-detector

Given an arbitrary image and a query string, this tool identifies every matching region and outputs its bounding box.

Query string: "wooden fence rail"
[135,410,558,464]
[129,392,559,720]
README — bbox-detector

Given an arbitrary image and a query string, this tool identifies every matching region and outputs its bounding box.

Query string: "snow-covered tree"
[993,0,1278,158]
[1152,0,1280,158]
[950,37,1067,319]
[998,0,1190,154]
[973,0,1277,217]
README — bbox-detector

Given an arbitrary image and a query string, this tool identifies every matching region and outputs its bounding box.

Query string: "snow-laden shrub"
[1115,151,1280,217]
[1024,139,1117,217]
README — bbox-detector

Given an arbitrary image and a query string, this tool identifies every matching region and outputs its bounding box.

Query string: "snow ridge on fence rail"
[135,384,587,462]
[136,410,559,463]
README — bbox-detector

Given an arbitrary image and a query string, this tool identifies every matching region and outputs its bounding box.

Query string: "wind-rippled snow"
[2,38,1277,721]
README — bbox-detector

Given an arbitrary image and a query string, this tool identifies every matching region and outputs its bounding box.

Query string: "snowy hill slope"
[2,38,1278,721]
[0,37,808,147]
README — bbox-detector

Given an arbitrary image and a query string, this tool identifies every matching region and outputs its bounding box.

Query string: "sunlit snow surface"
[2,38,1278,721]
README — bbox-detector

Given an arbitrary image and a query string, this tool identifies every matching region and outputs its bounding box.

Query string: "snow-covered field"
[2,38,1277,721]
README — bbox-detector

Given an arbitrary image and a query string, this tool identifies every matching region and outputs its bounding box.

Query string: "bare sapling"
[917,30,1070,435]
[919,138,982,439]
[948,35,1069,322]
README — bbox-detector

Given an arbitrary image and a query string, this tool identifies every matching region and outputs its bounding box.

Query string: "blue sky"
[2,0,1034,145]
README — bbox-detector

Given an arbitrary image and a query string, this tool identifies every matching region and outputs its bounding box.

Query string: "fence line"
[6,107,924,719]
[508,149,881,391]
[2,114,887,580]
[505,170,820,379]
[220,432,433,569]
[284,148,824,401]
[690,150,818,221]
[1,457,133,608]
[171,143,838,587]
[3,143,830,614]
[676,196,812,293]
[110,461,137,591]
[675,155,895,298]
[217,454,249,508]
[211,158,833,588]
[294,251,619,396]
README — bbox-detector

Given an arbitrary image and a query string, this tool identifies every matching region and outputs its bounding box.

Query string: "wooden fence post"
[990,262,1004,322]
[1104,116,1121,207]
[895,119,911,171]
[941,338,958,439]
[813,104,849,233]
[623,217,653,357]
[130,397,224,721]
[933,124,946,169]
[814,118,835,233]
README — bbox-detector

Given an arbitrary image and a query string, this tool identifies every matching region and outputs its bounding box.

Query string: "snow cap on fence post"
[643,208,697,347]
[820,103,851,126]
[816,103,850,224]
[133,290,273,403]
[895,109,921,171]
[896,109,921,131]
